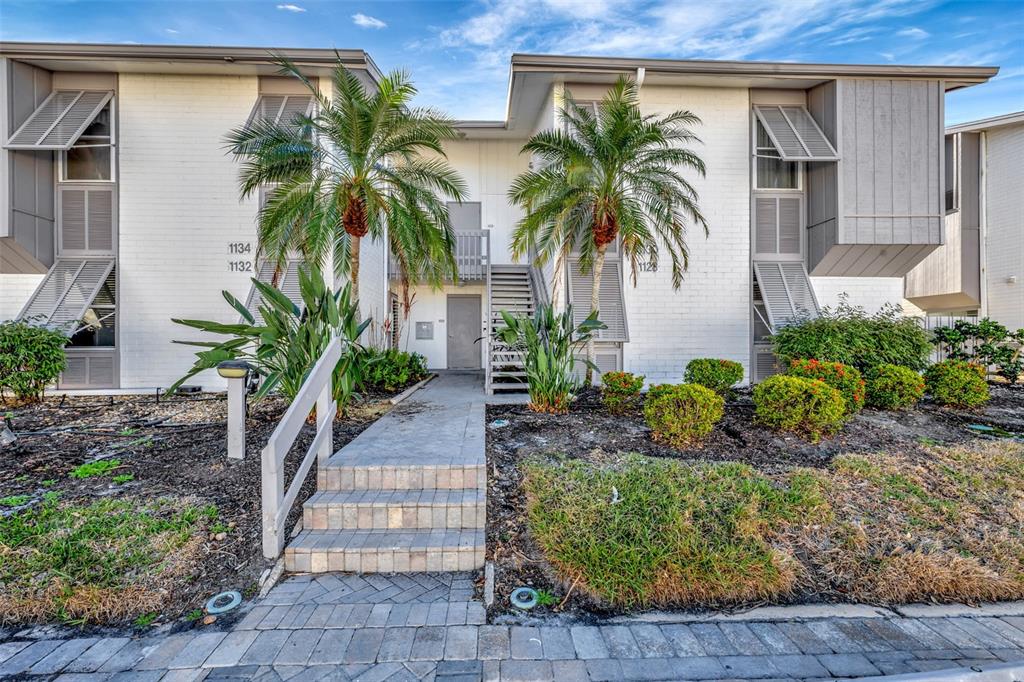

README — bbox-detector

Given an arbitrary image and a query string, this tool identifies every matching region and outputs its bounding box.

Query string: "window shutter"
[753,195,802,259]
[753,105,838,161]
[567,258,628,341]
[60,189,88,251]
[247,95,314,129]
[59,186,115,255]
[755,197,778,255]
[243,258,306,324]
[60,352,116,389]
[87,188,114,252]
[5,90,114,150]
[754,343,781,383]
[18,258,116,329]
[752,262,819,331]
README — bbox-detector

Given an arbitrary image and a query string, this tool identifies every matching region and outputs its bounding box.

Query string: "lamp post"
[217,360,251,460]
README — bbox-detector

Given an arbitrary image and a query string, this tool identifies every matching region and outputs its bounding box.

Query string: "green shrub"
[362,349,428,392]
[925,360,989,408]
[787,359,864,414]
[0,321,67,403]
[643,383,724,448]
[170,268,369,414]
[494,304,605,414]
[753,375,846,442]
[601,371,645,414]
[771,296,930,373]
[865,364,925,410]
[932,318,1024,384]
[522,455,824,607]
[684,358,744,395]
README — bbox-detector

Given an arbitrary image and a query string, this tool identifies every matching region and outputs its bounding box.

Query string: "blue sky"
[2,0,1022,124]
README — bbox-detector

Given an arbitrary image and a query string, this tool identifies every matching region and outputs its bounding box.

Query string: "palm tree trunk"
[585,243,607,386]
[349,235,361,304]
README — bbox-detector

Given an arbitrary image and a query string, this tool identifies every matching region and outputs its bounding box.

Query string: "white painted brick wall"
[117,74,260,389]
[0,273,42,321]
[620,85,752,385]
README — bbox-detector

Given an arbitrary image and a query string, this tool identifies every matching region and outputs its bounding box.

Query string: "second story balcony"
[389,229,490,283]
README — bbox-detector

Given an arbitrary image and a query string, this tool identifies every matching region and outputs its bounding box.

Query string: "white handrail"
[261,336,341,559]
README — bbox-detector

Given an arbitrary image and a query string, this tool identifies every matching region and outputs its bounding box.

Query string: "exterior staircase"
[284,375,487,574]
[486,264,534,394]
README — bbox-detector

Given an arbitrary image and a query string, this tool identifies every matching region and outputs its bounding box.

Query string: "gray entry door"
[446,295,481,369]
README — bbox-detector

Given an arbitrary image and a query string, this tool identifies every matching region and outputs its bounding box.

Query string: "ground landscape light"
[217,360,251,379]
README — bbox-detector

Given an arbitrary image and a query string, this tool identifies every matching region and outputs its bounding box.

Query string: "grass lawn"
[0,497,214,624]
[523,441,1024,609]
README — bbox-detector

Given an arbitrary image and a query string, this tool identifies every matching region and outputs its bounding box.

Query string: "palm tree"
[509,76,709,384]
[225,56,467,305]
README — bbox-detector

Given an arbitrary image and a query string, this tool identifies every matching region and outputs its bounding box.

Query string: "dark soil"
[485,385,1024,619]
[1,387,398,631]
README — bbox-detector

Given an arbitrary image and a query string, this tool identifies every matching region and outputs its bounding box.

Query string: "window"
[944,135,958,212]
[62,104,113,181]
[755,121,799,190]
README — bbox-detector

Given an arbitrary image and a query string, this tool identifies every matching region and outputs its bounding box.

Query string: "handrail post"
[261,441,284,560]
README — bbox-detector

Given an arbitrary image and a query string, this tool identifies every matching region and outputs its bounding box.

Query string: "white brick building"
[0,43,999,392]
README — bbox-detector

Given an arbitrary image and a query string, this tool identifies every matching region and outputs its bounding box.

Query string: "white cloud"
[164,28,179,34]
[276,4,306,13]
[352,13,387,29]
[896,27,929,39]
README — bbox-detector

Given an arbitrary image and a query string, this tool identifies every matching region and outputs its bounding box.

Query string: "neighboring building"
[0,43,998,392]
[905,111,1024,331]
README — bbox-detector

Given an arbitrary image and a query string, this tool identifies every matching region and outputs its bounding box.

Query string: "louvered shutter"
[5,91,114,150]
[59,186,115,255]
[243,259,306,324]
[60,351,116,389]
[752,262,820,331]
[247,95,314,128]
[18,258,116,329]
[567,258,628,341]
[754,343,782,383]
[753,105,838,161]
[754,195,802,259]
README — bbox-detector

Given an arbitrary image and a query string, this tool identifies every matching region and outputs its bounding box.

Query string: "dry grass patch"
[801,442,1024,604]
[0,496,214,624]
[524,442,1024,609]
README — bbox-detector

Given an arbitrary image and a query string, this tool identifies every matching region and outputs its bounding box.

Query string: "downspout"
[635,67,646,88]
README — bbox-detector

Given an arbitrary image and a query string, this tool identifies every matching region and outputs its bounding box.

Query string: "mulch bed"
[485,384,1024,619]
[1,388,398,630]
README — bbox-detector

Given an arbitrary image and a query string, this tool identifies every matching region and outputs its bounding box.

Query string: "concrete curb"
[863,661,1024,681]
[390,374,436,405]
[609,600,1024,624]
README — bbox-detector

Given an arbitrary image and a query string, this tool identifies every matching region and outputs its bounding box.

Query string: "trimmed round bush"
[753,375,846,442]
[684,358,744,395]
[787,358,865,414]
[925,360,989,408]
[601,371,645,415]
[0,321,67,404]
[643,383,724,448]
[866,364,925,410]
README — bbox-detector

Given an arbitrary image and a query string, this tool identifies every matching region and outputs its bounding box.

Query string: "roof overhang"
[0,41,382,86]
[457,53,999,138]
[946,110,1024,134]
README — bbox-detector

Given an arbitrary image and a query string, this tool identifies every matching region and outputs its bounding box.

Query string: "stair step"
[285,529,485,573]
[317,463,485,491]
[491,371,527,377]
[302,489,485,530]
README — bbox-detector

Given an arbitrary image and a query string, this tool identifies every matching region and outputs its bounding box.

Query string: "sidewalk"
[2,571,1024,680]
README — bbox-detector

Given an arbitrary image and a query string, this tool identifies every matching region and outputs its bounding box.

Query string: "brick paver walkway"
[3,573,1024,680]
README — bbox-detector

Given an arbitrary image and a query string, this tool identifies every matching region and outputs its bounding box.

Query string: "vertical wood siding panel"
[909,81,929,241]
[874,79,893,244]
[841,81,857,242]
[891,81,911,243]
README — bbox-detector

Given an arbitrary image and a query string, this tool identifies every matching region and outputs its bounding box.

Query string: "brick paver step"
[317,463,485,491]
[285,528,485,573]
[302,488,485,530]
